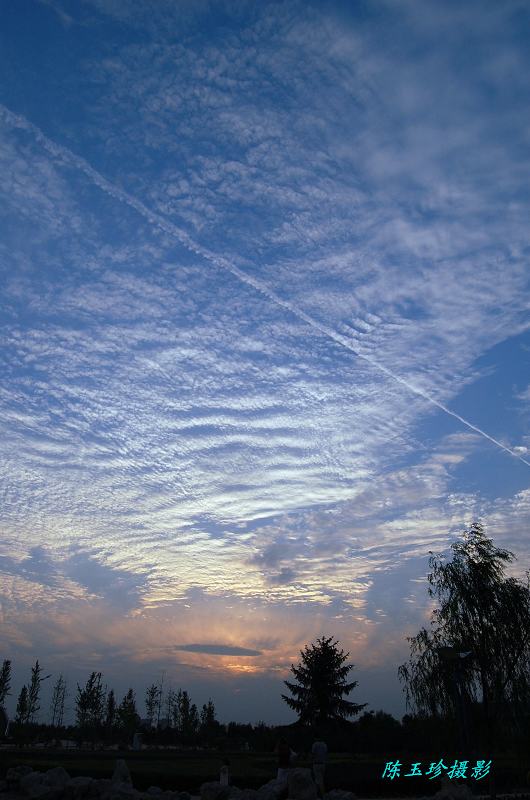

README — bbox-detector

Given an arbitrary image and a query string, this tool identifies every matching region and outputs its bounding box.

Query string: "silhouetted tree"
[355,710,401,752]
[398,522,530,749]
[189,703,200,736]
[165,688,178,728]
[145,683,161,728]
[105,689,116,728]
[26,660,50,723]
[117,688,139,736]
[175,689,199,739]
[14,661,50,725]
[200,699,217,729]
[200,698,220,743]
[0,660,11,707]
[76,672,105,729]
[15,685,29,724]
[156,674,164,727]
[282,636,367,725]
[49,674,67,727]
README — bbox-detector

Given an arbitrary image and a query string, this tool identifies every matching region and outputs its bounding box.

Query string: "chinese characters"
[382,760,491,781]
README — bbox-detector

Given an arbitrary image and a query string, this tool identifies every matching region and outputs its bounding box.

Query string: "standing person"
[311,737,328,798]
[275,737,296,783]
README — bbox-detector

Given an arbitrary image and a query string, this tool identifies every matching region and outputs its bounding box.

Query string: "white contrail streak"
[2,103,529,468]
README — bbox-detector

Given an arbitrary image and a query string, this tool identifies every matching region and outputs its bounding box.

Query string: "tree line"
[0,659,221,746]
[279,523,530,754]
[2,523,530,755]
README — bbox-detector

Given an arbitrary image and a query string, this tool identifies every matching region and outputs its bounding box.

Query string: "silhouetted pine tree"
[282,636,367,725]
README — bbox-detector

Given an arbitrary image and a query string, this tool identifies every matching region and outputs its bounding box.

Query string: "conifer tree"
[282,636,367,725]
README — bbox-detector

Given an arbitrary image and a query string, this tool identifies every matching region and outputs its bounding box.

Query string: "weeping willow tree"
[398,522,530,749]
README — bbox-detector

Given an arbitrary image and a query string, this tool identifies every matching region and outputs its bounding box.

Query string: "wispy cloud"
[2,102,527,468]
[1,0,529,722]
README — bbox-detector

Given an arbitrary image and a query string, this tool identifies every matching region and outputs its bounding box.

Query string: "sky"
[1,0,530,726]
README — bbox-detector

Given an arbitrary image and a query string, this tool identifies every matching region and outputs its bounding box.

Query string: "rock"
[107,787,137,800]
[147,789,162,796]
[44,767,71,789]
[227,789,243,800]
[112,762,133,787]
[257,780,288,800]
[7,766,34,788]
[434,777,473,800]
[177,793,192,800]
[91,780,112,798]
[67,776,94,800]
[323,792,356,800]
[20,772,49,799]
[287,770,317,800]
[237,792,258,800]
[0,780,8,793]
[200,783,230,800]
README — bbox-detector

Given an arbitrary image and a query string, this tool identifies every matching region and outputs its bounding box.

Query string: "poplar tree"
[0,660,11,706]
[15,686,29,724]
[145,684,161,727]
[75,672,105,729]
[50,674,68,727]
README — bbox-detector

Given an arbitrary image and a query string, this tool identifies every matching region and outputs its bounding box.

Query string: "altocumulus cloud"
[1,0,529,723]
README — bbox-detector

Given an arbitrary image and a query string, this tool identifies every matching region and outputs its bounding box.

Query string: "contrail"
[2,103,529,469]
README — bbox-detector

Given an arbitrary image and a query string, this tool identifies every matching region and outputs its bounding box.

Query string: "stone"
[106,787,137,800]
[323,792,356,800]
[200,782,230,800]
[237,792,258,800]
[67,776,94,800]
[90,780,112,799]
[112,762,133,787]
[0,780,8,793]
[20,772,49,799]
[257,780,287,800]
[434,776,473,800]
[287,770,317,800]
[44,767,71,789]
[7,766,33,788]
[146,789,162,796]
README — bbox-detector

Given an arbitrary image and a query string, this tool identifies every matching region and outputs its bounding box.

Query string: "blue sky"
[1,0,529,725]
